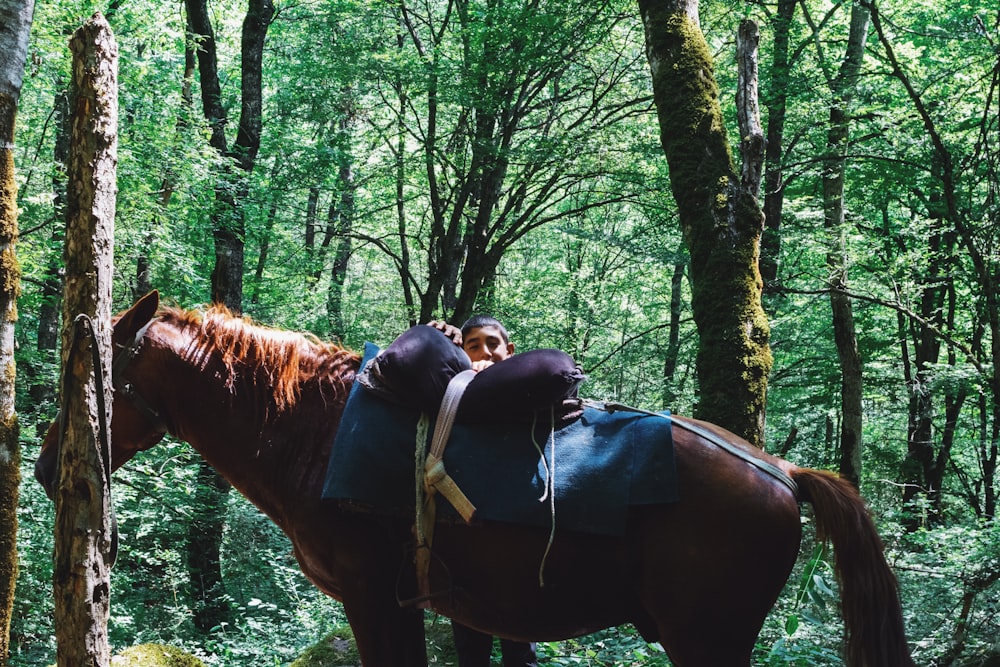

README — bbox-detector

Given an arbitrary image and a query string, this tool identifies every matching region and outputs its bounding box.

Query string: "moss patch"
[290,618,460,667]
[48,644,207,667]
[0,413,19,660]
[289,626,360,667]
[111,644,208,667]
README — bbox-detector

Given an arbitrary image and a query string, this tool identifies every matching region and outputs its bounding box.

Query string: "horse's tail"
[791,467,915,667]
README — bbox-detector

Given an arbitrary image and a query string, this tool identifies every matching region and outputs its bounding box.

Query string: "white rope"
[531,406,558,587]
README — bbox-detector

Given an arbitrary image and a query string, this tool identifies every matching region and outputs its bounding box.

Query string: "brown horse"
[35,291,915,667]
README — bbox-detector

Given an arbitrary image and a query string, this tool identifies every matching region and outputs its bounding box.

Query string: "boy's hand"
[426,320,463,346]
[470,360,495,372]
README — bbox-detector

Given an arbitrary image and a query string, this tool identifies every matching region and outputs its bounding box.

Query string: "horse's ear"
[115,290,159,339]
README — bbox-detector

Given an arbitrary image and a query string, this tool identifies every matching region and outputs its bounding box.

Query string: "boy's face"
[462,325,514,363]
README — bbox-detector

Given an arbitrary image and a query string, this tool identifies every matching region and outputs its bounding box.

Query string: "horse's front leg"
[342,588,427,667]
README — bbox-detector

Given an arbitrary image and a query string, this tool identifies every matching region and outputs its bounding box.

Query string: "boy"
[429,314,514,371]
[427,314,540,667]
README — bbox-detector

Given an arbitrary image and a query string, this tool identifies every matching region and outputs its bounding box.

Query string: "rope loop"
[56,313,118,568]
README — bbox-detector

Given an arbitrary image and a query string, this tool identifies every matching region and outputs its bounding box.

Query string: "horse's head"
[35,290,168,499]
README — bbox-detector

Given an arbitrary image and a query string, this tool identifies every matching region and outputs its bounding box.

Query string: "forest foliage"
[6,0,1000,664]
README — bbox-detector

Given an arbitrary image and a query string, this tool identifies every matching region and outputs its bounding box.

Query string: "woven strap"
[414,370,478,607]
[424,369,478,521]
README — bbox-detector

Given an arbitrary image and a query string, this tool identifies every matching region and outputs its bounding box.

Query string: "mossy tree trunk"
[637,0,771,446]
[54,13,117,667]
[0,0,34,661]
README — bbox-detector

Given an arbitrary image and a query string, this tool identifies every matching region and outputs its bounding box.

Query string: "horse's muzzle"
[34,447,57,501]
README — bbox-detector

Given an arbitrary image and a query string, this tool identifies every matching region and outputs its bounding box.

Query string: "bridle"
[111,317,170,436]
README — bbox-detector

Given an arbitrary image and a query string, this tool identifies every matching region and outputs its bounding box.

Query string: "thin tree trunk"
[183,0,272,632]
[54,14,117,666]
[392,12,417,324]
[662,259,685,410]
[901,208,954,518]
[185,462,231,633]
[0,0,34,659]
[250,195,277,306]
[760,0,796,294]
[822,0,869,487]
[38,89,70,354]
[327,158,355,337]
[305,185,319,252]
[869,0,997,515]
[638,0,771,446]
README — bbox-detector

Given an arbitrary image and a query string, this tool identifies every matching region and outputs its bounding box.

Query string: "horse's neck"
[159,328,349,520]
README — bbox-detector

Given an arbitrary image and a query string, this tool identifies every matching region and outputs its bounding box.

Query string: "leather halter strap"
[111,318,169,435]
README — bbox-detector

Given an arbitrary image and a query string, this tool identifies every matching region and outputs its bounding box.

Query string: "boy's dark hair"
[460,314,509,343]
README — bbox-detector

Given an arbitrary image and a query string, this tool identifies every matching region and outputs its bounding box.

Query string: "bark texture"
[54,13,117,667]
[0,0,34,658]
[638,0,771,446]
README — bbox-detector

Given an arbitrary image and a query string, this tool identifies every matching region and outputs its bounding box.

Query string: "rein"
[595,401,800,498]
[55,314,119,567]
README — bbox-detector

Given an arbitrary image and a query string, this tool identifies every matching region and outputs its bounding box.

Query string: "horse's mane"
[156,304,361,417]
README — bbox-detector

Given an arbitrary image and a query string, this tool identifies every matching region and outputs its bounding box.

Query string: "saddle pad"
[321,343,678,536]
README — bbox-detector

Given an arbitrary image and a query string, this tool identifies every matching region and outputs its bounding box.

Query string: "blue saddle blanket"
[322,343,679,536]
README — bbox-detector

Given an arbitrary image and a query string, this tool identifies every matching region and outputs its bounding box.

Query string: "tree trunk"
[901,208,954,517]
[327,157,355,338]
[54,14,117,666]
[637,0,771,446]
[392,26,417,325]
[760,0,796,294]
[0,0,34,660]
[184,0,272,632]
[185,462,231,633]
[662,259,685,410]
[868,0,997,516]
[397,0,638,326]
[184,0,235,631]
[822,0,870,487]
[39,88,71,354]
[250,195,277,306]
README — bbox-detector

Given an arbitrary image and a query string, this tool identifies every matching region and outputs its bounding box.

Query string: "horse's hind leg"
[656,614,758,667]
[633,496,800,666]
[643,536,795,667]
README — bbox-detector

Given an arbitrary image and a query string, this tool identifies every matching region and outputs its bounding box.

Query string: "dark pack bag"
[359,325,585,423]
